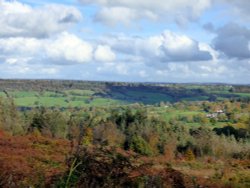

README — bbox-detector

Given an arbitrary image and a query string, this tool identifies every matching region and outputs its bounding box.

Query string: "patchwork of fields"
[0,90,125,107]
[0,80,249,108]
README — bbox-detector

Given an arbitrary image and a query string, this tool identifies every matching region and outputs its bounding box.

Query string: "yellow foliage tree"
[82,127,93,146]
[185,148,195,161]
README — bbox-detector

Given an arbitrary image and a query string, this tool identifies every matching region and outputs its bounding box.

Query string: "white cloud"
[40,67,59,74]
[0,62,60,77]
[101,30,212,63]
[5,58,18,65]
[0,32,93,65]
[138,70,148,78]
[0,37,42,55]
[0,0,82,38]
[94,45,116,62]
[80,0,211,15]
[79,0,211,25]
[80,0,250,26]
[95,7,138,26]
[199,43,219,61]
[97,62,128,75]
[94,6,157,26]
[46,32,93,64]
[115,64,128,75]
[0,0,248,83]
[159,31,211,62]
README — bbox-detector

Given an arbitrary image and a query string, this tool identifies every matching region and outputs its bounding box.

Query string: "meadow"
[0,80,249,108]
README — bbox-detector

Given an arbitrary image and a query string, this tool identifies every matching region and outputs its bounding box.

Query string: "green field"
[0,90,125,107]
[0,80,249,108]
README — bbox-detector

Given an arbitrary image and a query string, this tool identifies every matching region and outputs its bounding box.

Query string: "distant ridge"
[0,78,249,86]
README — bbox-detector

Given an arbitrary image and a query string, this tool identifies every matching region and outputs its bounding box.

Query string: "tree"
[82,127,93,146]
[93,122,125,147]
[128,135,153,156]
[29,108,68,138]
[185,148,195,161]
[0,97,24,135]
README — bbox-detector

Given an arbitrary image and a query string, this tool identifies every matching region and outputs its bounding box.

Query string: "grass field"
[149,107,204,121]
[0,82,249,108]
[0,90,124,107]
[0,88,177,107]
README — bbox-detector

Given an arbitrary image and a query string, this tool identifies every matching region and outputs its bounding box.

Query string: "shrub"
[129,135,153,156]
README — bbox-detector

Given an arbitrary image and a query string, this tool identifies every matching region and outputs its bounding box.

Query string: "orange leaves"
[0,131,70,187]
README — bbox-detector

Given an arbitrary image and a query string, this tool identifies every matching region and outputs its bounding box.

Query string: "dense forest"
[0,80,249,187]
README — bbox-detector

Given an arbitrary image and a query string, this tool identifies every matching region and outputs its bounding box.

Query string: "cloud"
[219,0,250,21]
[0,32,120,65]
[159,31,212,62]
[101,30,212,63]
[203,22,215,32]
[79,0,211,25]
[0,32,93,65]
[0,0,248,83]
[80,0,250,27]
[0,62,60,78]
[0,0,82,38]
[46,32,93,64]
[213,23,250,59]
[94,6,158,26]
[94,45,116,62]
[0,37,42,56]
[152,58,250,83]
[93,57,250,83]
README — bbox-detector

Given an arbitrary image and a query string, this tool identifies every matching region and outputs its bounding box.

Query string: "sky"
[0,0,249,83]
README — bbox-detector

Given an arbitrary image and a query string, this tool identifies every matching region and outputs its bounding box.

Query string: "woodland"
[0,80,249,187]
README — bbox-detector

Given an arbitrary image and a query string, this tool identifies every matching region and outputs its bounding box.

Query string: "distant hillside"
[0,79,249,107]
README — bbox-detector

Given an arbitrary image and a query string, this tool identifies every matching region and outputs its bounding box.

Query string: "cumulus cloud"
[0,0,248,83]
[213,23,250,59]
[101,30,212,63]
[94,45,116,62]
[0,0,82,38]
[79,0,211,25]
[0,37,42,56]
[159,31,212,62]
[46,32,93,64]
[0,32,119,66]
[0,32,93,65]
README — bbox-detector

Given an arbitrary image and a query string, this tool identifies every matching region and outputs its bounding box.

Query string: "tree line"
[0,97,249,160]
